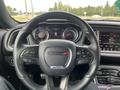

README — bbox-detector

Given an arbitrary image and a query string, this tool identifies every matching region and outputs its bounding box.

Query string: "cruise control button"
[20,47,38,62]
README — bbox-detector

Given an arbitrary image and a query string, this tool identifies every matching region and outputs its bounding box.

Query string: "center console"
[97,66,120,85]
[96,65,120,90]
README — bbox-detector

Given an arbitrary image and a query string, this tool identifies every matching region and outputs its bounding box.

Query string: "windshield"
[4,0,120,22]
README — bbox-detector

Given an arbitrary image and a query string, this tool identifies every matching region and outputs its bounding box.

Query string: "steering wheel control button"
[76,48,93,64]
[20,47,38,64]
[21,48,38,58]
[39,40,76,76]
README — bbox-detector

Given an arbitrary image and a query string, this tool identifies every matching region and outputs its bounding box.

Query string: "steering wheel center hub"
[44,47,71,68]
[39,40,76,76]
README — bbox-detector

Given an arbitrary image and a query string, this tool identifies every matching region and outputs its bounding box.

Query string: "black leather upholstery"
[0,76,99,90]
[84,82,99,90]
[0,76,15,90]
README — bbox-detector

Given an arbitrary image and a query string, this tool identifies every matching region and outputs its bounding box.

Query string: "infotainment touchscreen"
[99,32,120,51]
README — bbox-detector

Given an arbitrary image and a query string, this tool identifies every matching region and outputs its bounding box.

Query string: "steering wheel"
[13,12,100,90]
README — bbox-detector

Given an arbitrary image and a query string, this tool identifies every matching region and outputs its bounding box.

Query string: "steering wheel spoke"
[44,75,69,90]
[20,44,39,64]
[76,45,94,65]
[60,75,69,90]
[44,75,55,90]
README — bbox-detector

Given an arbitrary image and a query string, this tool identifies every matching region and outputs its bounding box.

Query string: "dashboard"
[30,21,120,57]
[88,21,120,57]
[4,21,120,57]
[88,21,120,89]
[3,20,120,90]
[4,20,120,67]
[4,20,120,89]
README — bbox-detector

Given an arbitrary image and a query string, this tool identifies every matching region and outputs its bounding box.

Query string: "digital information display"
[99,32,120,51]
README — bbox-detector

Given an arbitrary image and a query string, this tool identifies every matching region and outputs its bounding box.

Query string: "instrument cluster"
[32,24,82,43]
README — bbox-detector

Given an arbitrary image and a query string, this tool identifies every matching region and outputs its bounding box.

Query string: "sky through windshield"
[4,0,116,12]
[4,0,120,22]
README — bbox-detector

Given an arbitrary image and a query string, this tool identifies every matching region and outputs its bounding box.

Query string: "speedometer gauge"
[62,27,78,42]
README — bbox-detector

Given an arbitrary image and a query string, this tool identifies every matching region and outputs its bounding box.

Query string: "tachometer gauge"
[62,27,78,42]
[37,30,49,40]
[33,27,49,42]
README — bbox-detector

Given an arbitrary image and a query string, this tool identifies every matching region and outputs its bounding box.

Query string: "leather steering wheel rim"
[13,12,100,90]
